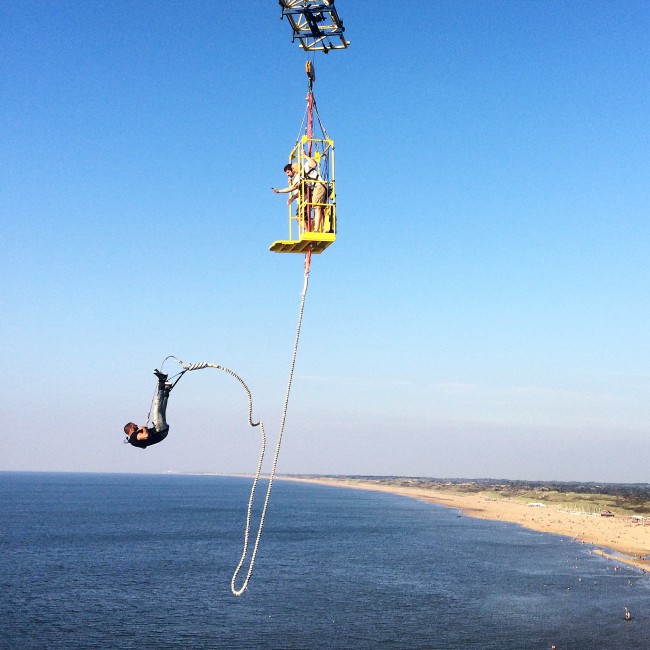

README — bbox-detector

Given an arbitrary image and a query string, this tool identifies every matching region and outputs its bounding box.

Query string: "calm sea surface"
[1,472,648,649]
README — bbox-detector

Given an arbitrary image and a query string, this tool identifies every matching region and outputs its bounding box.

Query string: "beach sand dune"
[280,476,650,572]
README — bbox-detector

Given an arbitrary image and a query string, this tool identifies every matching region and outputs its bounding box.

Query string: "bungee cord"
[149,258,311,596]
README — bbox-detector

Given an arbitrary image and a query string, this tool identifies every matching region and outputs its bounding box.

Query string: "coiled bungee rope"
[153,258,311,595]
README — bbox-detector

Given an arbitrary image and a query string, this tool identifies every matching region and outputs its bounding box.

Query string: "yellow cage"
[270,135,336,254]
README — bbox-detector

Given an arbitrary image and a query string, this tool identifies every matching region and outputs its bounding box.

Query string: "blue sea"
[1,473,648,649]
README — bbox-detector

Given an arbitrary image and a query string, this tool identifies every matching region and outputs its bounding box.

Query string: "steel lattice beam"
[279,0,349,52]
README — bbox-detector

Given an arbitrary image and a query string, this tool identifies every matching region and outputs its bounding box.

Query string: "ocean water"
[1,473,648,649]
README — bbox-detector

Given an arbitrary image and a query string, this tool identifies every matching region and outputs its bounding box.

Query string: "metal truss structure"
[279,1,349,53]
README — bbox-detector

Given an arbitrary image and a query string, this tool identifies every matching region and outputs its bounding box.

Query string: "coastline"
[278,475,650,572]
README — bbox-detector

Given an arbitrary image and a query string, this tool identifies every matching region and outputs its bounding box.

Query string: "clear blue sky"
[2,1,649,482]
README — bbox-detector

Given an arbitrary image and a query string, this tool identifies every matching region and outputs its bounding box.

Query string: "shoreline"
[278,475,650,572]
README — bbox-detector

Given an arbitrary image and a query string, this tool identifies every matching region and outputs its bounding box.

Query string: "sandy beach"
[279,476,650,572]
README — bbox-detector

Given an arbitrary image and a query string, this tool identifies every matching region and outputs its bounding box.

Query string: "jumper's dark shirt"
[127,427,169,449]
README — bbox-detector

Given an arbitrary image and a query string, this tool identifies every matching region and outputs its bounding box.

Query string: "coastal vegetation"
[294,476,650,516]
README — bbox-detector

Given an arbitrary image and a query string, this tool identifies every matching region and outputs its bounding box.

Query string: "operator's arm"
[303,156,317,171]
[273,176,300,194]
